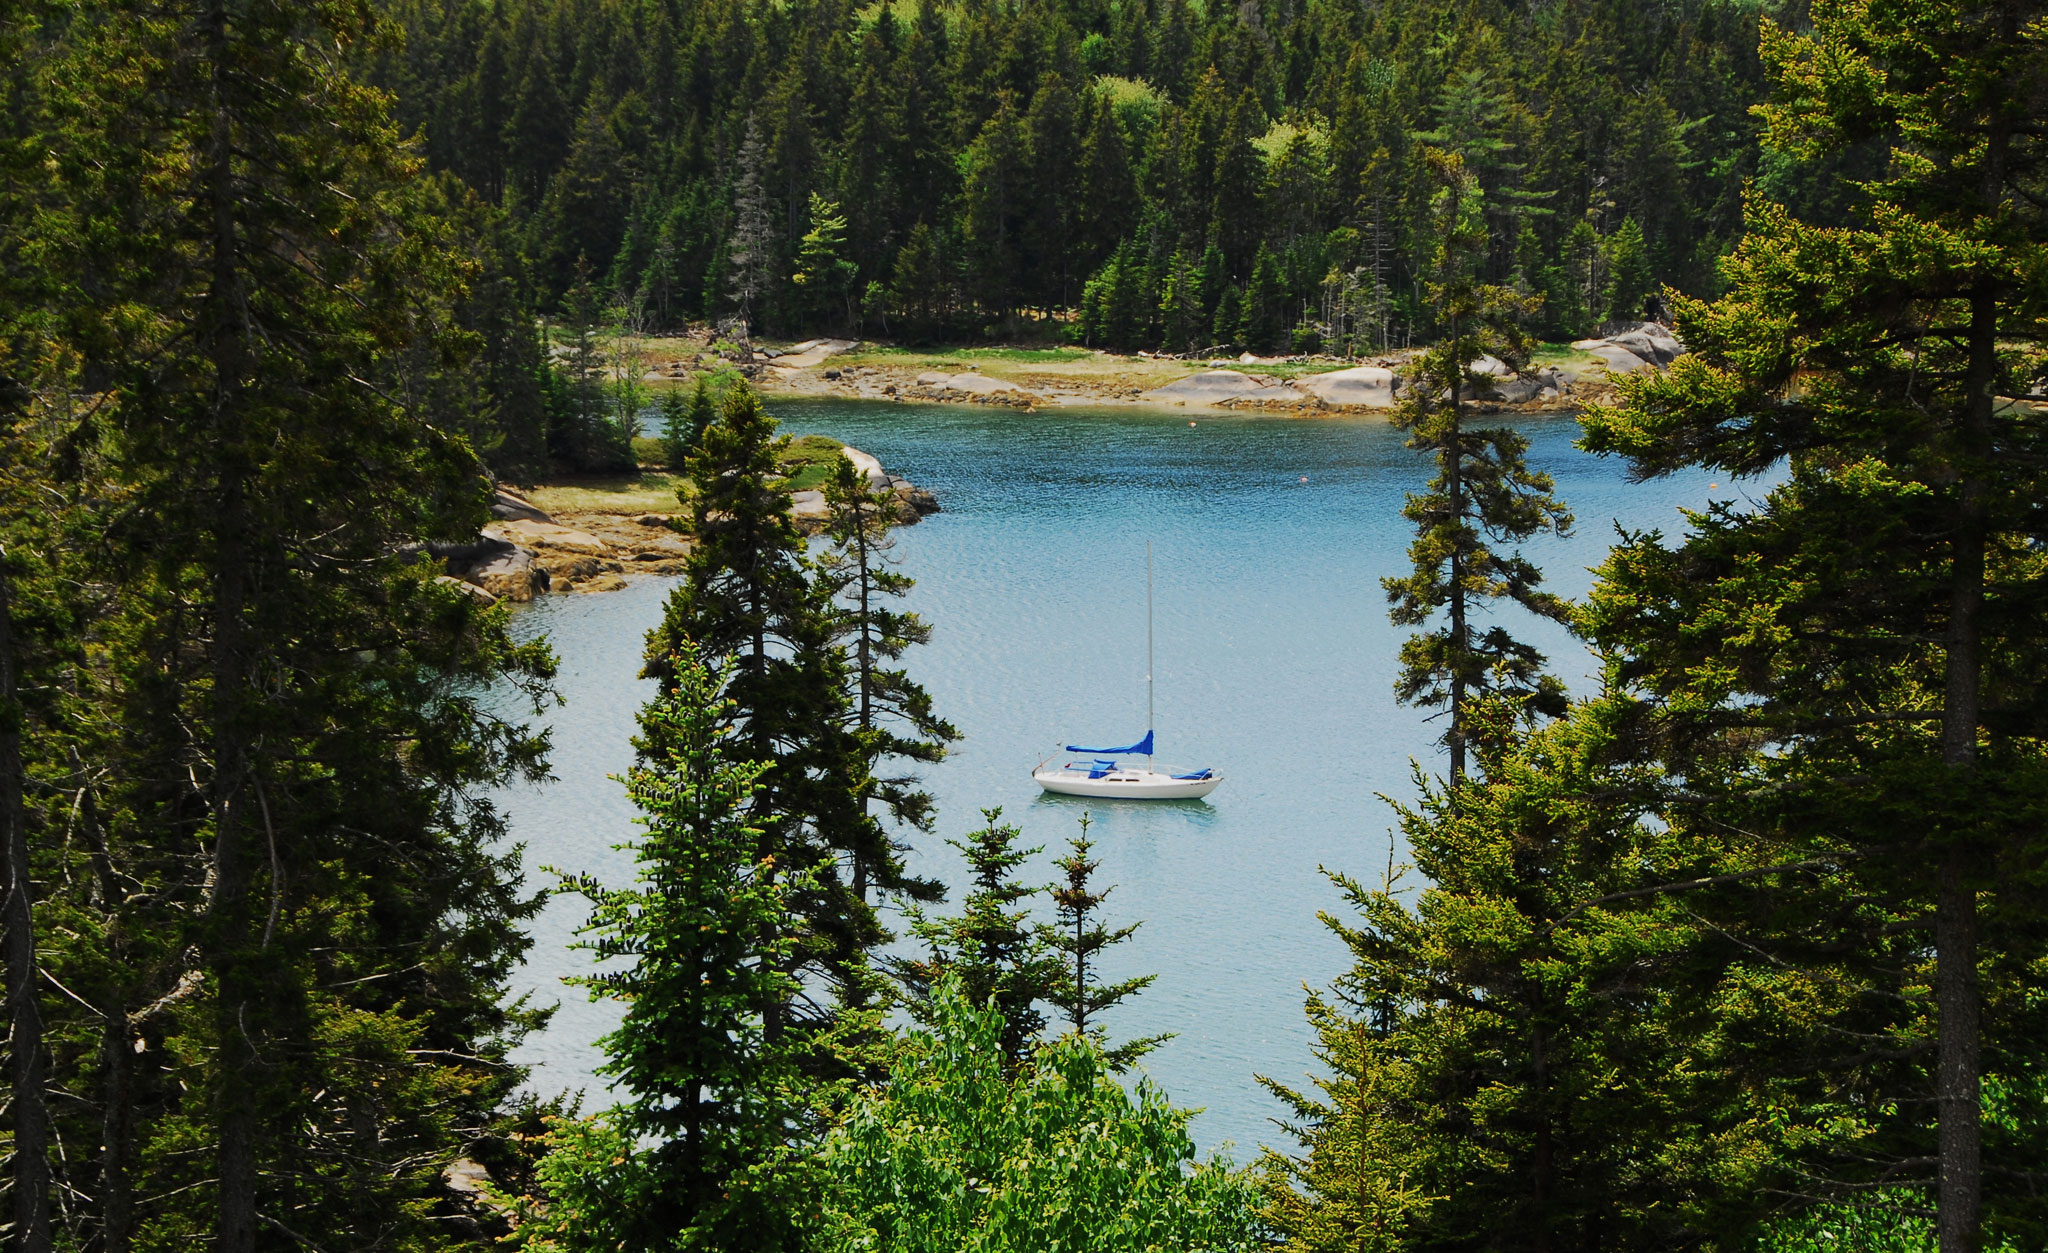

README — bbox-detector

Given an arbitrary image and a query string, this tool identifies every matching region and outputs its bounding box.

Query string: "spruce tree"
[1580,0,2048,1242]
[1383,150,1573,785]
[548,653,811,1253]
[1262,696,1734,1252]
[650,383,879,1057]
[901,808,1063,1070]
[21,2,559,1246]
[1043,813,1168,1070]
[820,454,956,902]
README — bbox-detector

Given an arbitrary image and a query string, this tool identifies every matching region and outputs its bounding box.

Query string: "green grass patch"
[846,345,1093,367]
[775,432,847,491]
[526,472,687,517]
[1532,341,1601,367]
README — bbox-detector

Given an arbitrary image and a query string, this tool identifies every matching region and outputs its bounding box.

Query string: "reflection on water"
[495,400,1746,1155]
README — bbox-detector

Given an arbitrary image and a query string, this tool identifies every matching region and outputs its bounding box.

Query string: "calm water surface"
[497,400,1750,1158]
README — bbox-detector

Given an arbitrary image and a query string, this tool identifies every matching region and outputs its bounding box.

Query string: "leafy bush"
[817,979,1263,1253]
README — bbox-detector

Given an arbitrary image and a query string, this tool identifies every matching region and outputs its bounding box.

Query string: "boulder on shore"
[839,444,890,487]
[1479,365,1569,404]
[485,518,611,555]
[945,372,1031,397]
[490,485,552,524]
[432,535,549,602]
[1570,322,1685,377]
[1139,369,1284,405]
[1292,365,1395,408]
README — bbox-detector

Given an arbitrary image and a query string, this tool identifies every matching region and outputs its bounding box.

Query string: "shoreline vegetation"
[455,433,938,599]
[489,323,1676,599]
[574,323,1682,415]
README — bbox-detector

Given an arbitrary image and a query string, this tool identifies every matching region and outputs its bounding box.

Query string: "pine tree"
[820,454,957,902]
[1579,0,2048,1241]
[544,653,811,1253]
[1383,150,1573,785]
[792,191,858,330]
[1043,813,1168,1070]
[901,808,1063,1069]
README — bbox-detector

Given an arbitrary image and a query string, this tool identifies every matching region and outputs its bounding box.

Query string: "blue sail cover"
[1065,730,1154,756]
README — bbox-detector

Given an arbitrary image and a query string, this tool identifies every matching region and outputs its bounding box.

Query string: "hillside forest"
[2,0,2046,1251]
[372,0,1794,358]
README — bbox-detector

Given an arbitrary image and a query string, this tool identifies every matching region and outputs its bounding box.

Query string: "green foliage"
[367,0,1769,345]
[794,193,860,330]
[820,454,958,881]
[1383,150,1573,782]
[1043,813,1168,1070]
[538,655,813,1252]
[817,978,1265,1253]
[5,0,561,1245]
[1262,696,1754,1251]
[1570,0,2048,1244]
[650,382,919,1072]
[901,809,1064,1069]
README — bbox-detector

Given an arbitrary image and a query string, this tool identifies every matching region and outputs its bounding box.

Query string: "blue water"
[497,400,1753,1159]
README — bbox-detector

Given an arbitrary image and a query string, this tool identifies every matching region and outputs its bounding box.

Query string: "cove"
[496,399,1751,1157]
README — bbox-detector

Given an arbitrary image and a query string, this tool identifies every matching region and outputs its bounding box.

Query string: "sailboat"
[1032,544,1222,800]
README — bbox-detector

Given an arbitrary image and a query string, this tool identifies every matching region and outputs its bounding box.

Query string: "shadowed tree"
[1384,150,1573,785]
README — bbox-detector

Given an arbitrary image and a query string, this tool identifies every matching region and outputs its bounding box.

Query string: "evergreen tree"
[793,192,858,330]
[17,3,559,1246]
[820,454,957,902]
[541,654,811,1253]
[650,383,879,1059]
[659,386,692,470]
[1383,150,1573,785]
[1601,217,1652,323]
[889,223,950,342]
[1580,0,2048,1241]
[900,808,1063,1069]
[962,94,1030,325]
[1262,696,1744,1252]
[726,112,775,334]
[1043,813,1168,1069]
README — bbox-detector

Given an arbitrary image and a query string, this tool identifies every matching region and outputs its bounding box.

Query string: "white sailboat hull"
[1033,765,1222,800]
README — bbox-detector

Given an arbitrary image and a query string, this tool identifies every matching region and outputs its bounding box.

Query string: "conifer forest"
[1,0,2046,1249]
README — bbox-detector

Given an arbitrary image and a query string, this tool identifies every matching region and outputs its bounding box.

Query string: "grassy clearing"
[1533,342,1602,368]
[526,472,687,516]
[776,433,847,491]
[527,434,846,514]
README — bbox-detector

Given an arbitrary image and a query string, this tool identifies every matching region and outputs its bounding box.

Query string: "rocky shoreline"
[439,448,937,602]
[730,323,1684,414]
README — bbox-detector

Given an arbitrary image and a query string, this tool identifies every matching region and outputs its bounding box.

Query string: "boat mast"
[1147,541,1154,766]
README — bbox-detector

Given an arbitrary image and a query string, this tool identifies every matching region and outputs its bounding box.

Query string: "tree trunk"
[1446,323,1466,787]
[1934,283,1995,1253]
[201,0,259,1247]
[73,760,133,1253]
[852,496,872,902]
[0,546,53,1253]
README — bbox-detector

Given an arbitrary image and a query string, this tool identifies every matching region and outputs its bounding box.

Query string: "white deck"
[1032,763,1222,800]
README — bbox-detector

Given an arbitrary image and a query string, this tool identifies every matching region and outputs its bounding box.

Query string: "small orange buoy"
[1189,421,1197,427]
